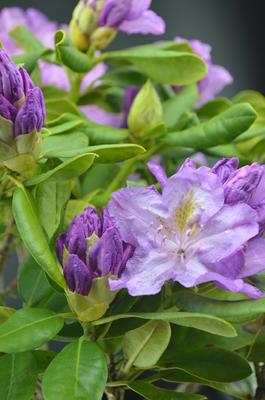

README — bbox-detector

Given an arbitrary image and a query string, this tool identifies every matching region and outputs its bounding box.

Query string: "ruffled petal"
[118,10,165,35]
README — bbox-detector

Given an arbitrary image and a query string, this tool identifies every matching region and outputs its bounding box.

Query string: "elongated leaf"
[83,121,129,145]
[41,132,88,156]
[12,49,52,74]
[43,144,145,163]
[163,84,198,131]
[81,163,119,196]
[10,25,45,52]
[92,311,236,337]
[55,30,93,72]
[124,320,171,371]
[101,66,147,86]
[158,347,252,383]
[0,307,16,325]
[172,291,265,323]
[23,153,95,186]
[233,90,265,107]
[0,352,38,400]
[42,340,108,400]
[18,255,54,307]
[0,308,64,353]
[162,103,257,148]
[196,97,233,120]
[12,187,66,288]
[157,369,256,400]
[102,49,207,85]
[247,326,265,362]
[127,382,206,400]
[49,120,85,135]
[233,126,265,143]
[45,99,81,123]
[41,85,68,100]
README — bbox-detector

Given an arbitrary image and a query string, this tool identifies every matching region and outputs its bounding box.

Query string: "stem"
[105,387,125,400]
[105,158,137,194]
[69,73,83,103]
[82,321,96,341]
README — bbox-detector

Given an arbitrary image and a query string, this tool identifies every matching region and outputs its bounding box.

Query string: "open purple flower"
[56,206,133,296]
[174,37,233,108]
[108,159,265,299]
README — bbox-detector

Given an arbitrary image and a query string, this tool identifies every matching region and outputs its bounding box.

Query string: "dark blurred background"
[1,1,259,399]
[1,0,265,100]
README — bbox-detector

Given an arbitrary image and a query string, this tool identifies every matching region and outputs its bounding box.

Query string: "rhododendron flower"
[108,159,265,298]
[174,36,233,108]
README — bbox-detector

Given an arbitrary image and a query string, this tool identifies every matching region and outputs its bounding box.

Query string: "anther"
[161,235,167,248]
[148,222,153,230]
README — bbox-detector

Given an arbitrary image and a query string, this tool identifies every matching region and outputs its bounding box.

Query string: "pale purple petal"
[98,0,131,29]
[80,62,108,92]
[126,0,152,20]
[214,278,265,300]
[174,37,212,63]
[39,62,70,91]
[179,158,196,171]
[238,238,265,278]
[147,161,167,191]
[80,105,123,127]
[204,249,245,279]
[64,254,92,295]
[119,10,165,35]
[211,157,239,184]
[199,204,258,264]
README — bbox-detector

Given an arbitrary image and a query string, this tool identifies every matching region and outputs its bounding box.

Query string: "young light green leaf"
[9,25,45,52]
[233,90,265,107]
[45,99,81,123]
[42,340,108,400]
[123,320,171,371]
[162,103,257,148]
[0,308,64,353]
[127,381,206,400]
[0,352,38,400]
[0,307,16,325]
[12,186,67,288]
[23,153,96,186]
[196,97,233,120]
[41,132,88,157]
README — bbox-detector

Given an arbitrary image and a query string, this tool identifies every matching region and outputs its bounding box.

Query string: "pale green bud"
[127,80,163,138]
[90,26,117,50]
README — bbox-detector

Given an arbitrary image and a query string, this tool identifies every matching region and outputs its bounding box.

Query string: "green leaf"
[18,255,54,307]
[196,97,233,120]
[127,382,206,400]
[158,347,252,383]
[123,320,171,371]
[163,84,198,131]
[232,125,265,143]
[247,326,265,362]
[42,340,108,400]
[12,50,52,74]
[0,308,64,353]
[0,352,38,400]
[172,291,265,323]
[55,30,93,73]
[35,180,71,238]
[9,25,45,52]
[48,120,85,135]
[162,103,258,148]
[32,349,57,373]
[45,99,81,123]
[157,369,256,400]
[43,143,145,163]
[233,90,265,107]
[23,153,96,186]
[12,187,67,288]
[41,85,68,100]
[81,163,119,196]
[92,311,236,337]
[102,49,207,85]
[0,307,16,325]
[144,122,167,138]
[101,66,147,86]
[54,321,83,342]
[83,120,129,145]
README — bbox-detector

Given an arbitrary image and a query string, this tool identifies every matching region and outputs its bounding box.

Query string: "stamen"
[181,243,202,265]
[148,222,153,230]
[243,243,248,253]
[161,235,167,249]
[154,225,163,244]
[186,225,204,247]
[176,229,191,252]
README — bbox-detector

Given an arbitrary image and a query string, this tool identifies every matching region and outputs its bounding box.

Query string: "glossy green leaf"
[81,163,119,196]
[232,125,265,143]
[43,143,145,163]
[101,66,147,86]
[9,25,45,52]
[18,255,54,307]
[32,349,57,373]
[41,85,68,100]
[233,90,265,107]
[92,311,236,337]
[196,97,233,119]
[102,49,207,85]
[172,291,265,323]
[12,50,51,74]
[55,30,93,73]
[45,99,81,123]
[162,103,257,148]
[83,120,130,145]
[157,369,256,400]
[23,153,95,186]
[42,340,108,400]
[0,307,16,325]
[0,308,64,353]
[54,321,83,342]
[12,187,67,288]
[247,326,265,362]
[35,179,71,238]
[123,320,171,371]
[127,382,206,400]
[158,347,252,382]
[48,120,85,135]
[162,84,198,131]
[44,292,71,314]
[144,122,167,138]
[0,352,38,400]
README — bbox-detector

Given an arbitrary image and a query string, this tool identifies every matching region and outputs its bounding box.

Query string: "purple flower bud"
[179,158,196,171]
[14,87,45,136]
[98,0,131,29]
[0,94,17,122]
[117,242,134,277]
[56,231,67,267]
[211,157,239,184]
[99,207,114,236]
[65,215,87,264]
[19,66,34,95]
[0,48,24,104]
[64,254,92,295]
[224,163,263,206]
[89,226,123,277]
[80,206,100,237]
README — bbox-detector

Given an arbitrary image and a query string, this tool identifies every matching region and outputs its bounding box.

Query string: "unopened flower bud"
[89,26,117,50]
[0,48,45,173]
[98,0,131,29]
[127,80,163,138]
